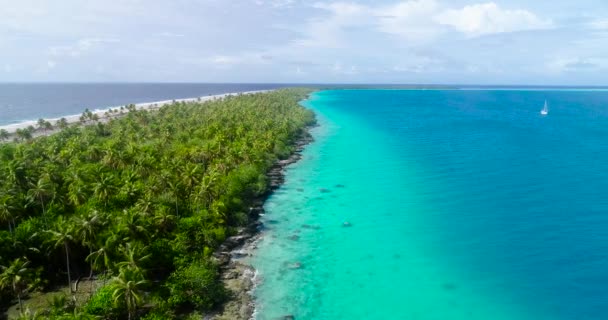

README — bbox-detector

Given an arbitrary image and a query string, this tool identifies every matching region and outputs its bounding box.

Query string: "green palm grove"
[0,89,315,319]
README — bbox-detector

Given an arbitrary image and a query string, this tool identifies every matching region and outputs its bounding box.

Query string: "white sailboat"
[540,100,549,115]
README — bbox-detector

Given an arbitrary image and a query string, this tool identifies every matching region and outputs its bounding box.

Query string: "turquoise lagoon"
[251,89,608,319]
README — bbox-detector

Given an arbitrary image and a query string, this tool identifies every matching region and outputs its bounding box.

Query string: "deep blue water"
[253,89,608,319]
[0,83,292,125]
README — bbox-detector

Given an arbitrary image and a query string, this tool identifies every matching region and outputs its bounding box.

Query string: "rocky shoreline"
[210,127,315,320]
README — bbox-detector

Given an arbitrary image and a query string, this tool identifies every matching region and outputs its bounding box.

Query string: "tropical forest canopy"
[0,88,315,319]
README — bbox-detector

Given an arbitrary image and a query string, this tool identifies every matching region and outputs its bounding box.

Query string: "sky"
[1,0,607,85]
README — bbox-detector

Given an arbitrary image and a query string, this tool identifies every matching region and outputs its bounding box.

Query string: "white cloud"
[297,1,552,49]
[375,0,442,42]
[435,2,552,37]
[588,19,608,30]
[330,61,359,75]
[0,4,47,31]
[547,57,608,73]
[156,32,185,37]
[294,2,371,47]
[255,0,296,8]
[49,38,120,57]
[211,55,240,66]
[393,55,445,73]
[185,52,274,70]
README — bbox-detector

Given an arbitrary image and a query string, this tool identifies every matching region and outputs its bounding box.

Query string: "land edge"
[209,124,316,320]
[0,90,272,135]
[1,89,307,319]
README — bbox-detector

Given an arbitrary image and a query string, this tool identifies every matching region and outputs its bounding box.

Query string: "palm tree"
[0,195,17,233]
[43,120,53,132]
[93,174,116,207]
[74,211,105,247]
[134,196,154,217]
[86,231,122,287]
[117,210,149,241]
[116,242,151,273]
[86,244,112,279]
[166,180,182,217]
[112,267,148,320]
[37,118,46,131]
[153,207,176,233]
[36,119,52,132]
[14,308,44,320]
[26,125,36,137]
[57,118,69,130]
[0,258,36,311]
[80,109,93,124]
[194,168,220,209]
[14,128,32,142]
[101,147,119,169]
[5,159,27,190]
[74,211,106,280]
[67,182,88,207]
[64,309,98,320]
[180,163,202,196]
[27,175,53,217]
[0,129,9,141]
[46,221,75,296]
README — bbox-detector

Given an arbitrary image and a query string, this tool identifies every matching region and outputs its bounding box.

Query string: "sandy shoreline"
[207,93,317,320]
[210,127,315,320]
[0,90,271,134]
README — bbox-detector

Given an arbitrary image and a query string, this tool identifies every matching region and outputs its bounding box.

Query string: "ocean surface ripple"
[252,89,608,320]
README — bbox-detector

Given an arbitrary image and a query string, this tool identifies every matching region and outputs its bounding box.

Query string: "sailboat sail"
[540,100,549,115]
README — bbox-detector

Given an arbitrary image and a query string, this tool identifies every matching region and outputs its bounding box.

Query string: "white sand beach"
[0,90,271,134]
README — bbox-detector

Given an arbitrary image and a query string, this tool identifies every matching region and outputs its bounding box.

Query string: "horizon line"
[1,81,608,88]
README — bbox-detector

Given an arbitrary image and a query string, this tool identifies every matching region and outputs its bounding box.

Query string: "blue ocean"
[252,89,608,319]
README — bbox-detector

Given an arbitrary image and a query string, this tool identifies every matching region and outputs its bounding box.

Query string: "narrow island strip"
[0,88,316,320]
[0,90,272,142]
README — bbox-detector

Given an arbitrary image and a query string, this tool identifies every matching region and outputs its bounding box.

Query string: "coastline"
[0,88,316,319]
[211,111,317,319]
[0,90,272,135]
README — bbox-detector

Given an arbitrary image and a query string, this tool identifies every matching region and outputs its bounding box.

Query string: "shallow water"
[252,89,608,320]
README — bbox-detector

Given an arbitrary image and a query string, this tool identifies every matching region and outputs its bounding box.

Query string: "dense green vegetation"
[0,89,315,319]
